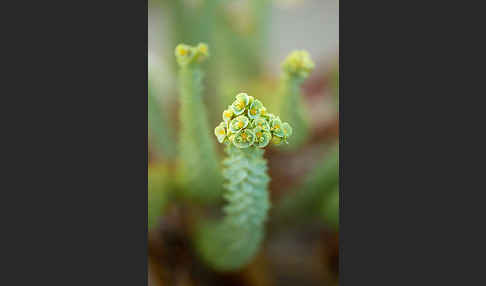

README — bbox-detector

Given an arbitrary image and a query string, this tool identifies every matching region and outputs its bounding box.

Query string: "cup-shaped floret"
[214,122,227,143]
[253,127,272,148]
[248,99,263,120]
[270,117,285,138]
[233,129,255,148]
[230,115,249,133]
[282,50,315,78]
[175,44,192,65]
[252,118,270,132]
[260,106,268,118]
[281,122,293,138]
[196,43,209,59]
[222,106,234,122]
[231,93,250,115]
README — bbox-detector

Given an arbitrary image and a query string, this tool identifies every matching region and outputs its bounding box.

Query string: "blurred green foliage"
[155,0,268,98]
[276,143,339,221]
[148,78,176,159]
[148,165,171,230]
[322,185,339,229]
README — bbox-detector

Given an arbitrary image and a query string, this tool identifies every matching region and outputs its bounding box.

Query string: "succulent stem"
[197,144,270,271]
[197,92,291,271]
[279,50,315,149]
[176,43,222,201]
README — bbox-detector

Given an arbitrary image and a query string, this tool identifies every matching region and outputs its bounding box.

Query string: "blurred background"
[148,0,339,285]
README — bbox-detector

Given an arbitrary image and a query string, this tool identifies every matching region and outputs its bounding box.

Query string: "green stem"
[280,75,309,148]
[177,65,222,202]
[148,79,176,160]
[197,145,270,271]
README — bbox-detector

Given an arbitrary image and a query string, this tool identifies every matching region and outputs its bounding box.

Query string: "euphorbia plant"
[196,92,292,271]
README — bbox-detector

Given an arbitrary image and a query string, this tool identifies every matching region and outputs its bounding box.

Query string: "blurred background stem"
[148,78,176,161]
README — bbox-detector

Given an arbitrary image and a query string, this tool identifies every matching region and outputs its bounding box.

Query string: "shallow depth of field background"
[148,0,339,285]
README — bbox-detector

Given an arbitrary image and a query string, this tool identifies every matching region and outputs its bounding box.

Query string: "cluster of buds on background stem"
[282,50,315,79]
[175,43,209,67]
[215,93,292,148]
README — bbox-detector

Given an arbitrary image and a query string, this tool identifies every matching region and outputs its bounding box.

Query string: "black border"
[15,0,149,283]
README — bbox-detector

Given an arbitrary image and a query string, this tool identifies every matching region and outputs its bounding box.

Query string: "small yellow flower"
[282,122,292,138]
[271,117,285,137]
[253,127,271,148]
[231,93,250,115]
[214,122,227,143]
[174,43,209,66]
[238,101,245,109]
[230,115,249,133]
[247,99,263,119]
[198,43,208,55]
[222,107,234,122]
[233,129,255,148]
[252,118,270,131]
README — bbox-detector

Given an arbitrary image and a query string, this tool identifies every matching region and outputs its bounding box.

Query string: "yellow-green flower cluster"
[174,43,209,67]
[215,93,292,148]
[282,50,315,78]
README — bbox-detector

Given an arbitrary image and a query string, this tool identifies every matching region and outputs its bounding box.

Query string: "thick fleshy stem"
[280,76,308,147]
[197,93,290,271]
[197,144,270,271]
[175,43,222,201]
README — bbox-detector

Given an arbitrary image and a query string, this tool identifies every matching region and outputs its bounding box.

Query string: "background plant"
[174,43,223,202]
[275,143,339,224]
[148,77,176,160]
[278,50,315,150]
